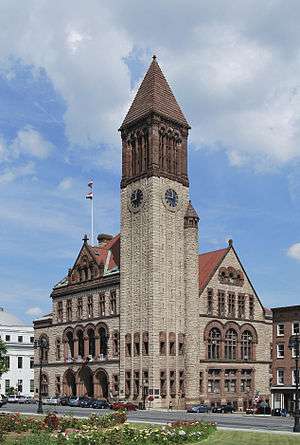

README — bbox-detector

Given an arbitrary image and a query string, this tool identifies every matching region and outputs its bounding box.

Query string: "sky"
[0,0,300,323]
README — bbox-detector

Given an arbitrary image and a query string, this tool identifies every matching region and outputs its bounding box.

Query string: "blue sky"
[0,1,300,323]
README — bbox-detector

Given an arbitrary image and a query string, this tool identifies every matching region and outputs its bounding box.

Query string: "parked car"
[255,403,271,415]
[111,401,138,411]
[212,404,234,414]
[272,408,288,417]
[7,395,18,403]
[79,398,95,408]
[18,396,27,404]
[1,395,8,405]
[68,396,86,407]
[187,404,210,413]
[44,397,61,405]
[92,400,110,409]
[59,396,69,406]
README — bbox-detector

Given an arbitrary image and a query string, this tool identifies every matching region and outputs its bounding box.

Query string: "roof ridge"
[199,246,229,256]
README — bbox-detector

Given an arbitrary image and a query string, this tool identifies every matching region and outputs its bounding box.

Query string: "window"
[87,295,93,318]
[199,371,203,393]
[238,294,245,318]
[142,332,149,356]
[56,339,61,360]
[228,292,235,318]
[249,295,254,319]
[160,370,167,398]
[169,370,176,398]
[77,297,83,319]
[17,379,23,393]
[207,289,213,315]
[5,380,10,394]
[277,344,284,358]
[134,333,140,356]
[41,374,48,396]
[241,331,253,361]
[218,291,225,317]
[113,331,119,356]
[277,323,284,336]
[241,369,252,391]
[18,336,23,343]
[277,369,284,385]
[110,290,117,315]
[207,369,221,393]
[30,337,34,343]
[18,357,23,369]
[66,299,72,321]
[30,357,34,369]
[169,332,176,356]
[125,334,132,357]
[293,322,300,335]
[30,379,34,393]
[179,370,185,397]
[55,375,61,395]
[40,336,49,362]
[178,334,184,355]
[4,356,10,370]
[57,301,63,322]
[133,371,140,399]
[112,374,119,395]
[125,371,131,397]
[5,335,10,342]
[208,328,221,360]
[224,329,237,360]
[99,293,105,316]
[293,369,299,386]
[159,332,166,355]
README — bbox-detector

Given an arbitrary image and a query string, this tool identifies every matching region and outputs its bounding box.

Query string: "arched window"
[159,332,166,355]
[113,331,119,356]
[87,328,95,357]
[142,332,149,356]
[40,336,49,362]
[66,331,74,359]
[169,332,176,356]
[99,326,108,358]
[208,328,221,359]
[125,333,132,357]
[225,329,237,360]
[41,374,48,396]
[134,332,140,356]
[241,331,253,361]
[77,329,84,358]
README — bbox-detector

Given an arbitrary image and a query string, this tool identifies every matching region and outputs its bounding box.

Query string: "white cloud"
[11,127,53,159]
[26,306,43,317]
[0,161,35,184]
[287,243,300,261]
[58,177,73,190]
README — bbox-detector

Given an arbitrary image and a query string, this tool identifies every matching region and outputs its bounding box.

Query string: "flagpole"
[91,190,94,246]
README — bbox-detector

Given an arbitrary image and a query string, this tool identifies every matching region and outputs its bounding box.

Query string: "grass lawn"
[202,430,300,444]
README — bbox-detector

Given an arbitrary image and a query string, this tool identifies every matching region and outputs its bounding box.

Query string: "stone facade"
[34,57,272,409]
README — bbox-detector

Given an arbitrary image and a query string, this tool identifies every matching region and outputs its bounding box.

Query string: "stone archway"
[94,369,109,400]
[63,369,76,397]
[77,366,94,397]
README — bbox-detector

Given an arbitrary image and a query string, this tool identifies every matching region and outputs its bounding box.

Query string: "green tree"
[0,338,8,377]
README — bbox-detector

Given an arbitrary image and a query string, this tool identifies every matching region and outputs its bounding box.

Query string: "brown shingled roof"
[199,247,229,289]
[120,56,189,129]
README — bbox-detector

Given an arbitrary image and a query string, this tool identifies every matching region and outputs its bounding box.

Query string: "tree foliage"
[0,338,8,377]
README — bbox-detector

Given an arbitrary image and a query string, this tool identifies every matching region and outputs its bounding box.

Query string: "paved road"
[1,403,295,433]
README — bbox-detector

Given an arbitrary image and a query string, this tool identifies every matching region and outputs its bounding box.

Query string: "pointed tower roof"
[184,201,199,220]
[120,55,190,129]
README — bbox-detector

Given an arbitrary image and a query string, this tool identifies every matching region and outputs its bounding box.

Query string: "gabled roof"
[199,247,230,289]
[120,56,189,129]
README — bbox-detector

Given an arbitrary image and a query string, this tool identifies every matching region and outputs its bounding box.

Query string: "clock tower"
[119,56,200,407]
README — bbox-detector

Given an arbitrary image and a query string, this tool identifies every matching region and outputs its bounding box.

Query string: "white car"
[44,396,60,405]
[7,395,18,403]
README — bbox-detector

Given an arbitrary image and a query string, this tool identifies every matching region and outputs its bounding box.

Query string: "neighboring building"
[34,56,272,408]
[271,305,300,411]
[198,244,272,410]
[0,308,34,396]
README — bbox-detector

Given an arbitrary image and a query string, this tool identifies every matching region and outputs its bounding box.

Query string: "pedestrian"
[169,400,173,411]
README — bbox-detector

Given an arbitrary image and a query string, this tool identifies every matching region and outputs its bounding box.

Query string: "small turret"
[184,201,199,228]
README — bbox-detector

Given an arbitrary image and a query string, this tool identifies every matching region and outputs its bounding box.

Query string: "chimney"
[97,233,113,247]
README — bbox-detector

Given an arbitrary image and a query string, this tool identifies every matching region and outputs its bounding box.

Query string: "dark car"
[60,396,69,406]
[68,396,86,407]
[79,398,95,408]
[111,401,138,411]
[255,403,271,415]
[92,400,110,409]
[272,408,287,417]
[187,404,210,413]
[212,404,234,413]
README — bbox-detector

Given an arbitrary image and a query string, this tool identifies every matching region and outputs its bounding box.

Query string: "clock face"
[165,188,178,208]
[130,189,143,209]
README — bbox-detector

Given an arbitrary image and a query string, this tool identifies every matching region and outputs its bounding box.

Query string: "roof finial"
[228,239,233,247]
[152,54,157,61]
[82,234,89,244]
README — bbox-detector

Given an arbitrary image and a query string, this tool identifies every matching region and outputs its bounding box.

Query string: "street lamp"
[34,336,49,414]
[288,333,300,433]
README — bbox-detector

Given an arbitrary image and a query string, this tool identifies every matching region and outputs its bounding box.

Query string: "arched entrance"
[77,366,94,397]
[63,369,76,396]
[94,369,109,399]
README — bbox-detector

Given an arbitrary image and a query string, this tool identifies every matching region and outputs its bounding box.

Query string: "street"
[1,403,295,433]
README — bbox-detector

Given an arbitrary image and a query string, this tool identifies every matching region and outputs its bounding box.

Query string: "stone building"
[270,305,300,412]
[34,56,272,409]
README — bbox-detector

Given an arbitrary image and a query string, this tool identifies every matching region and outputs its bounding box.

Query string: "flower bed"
[0,413,216,445]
